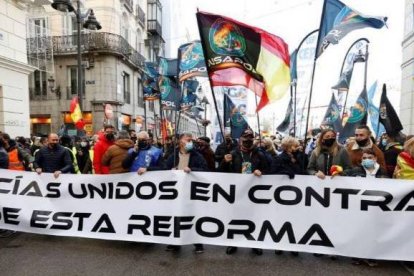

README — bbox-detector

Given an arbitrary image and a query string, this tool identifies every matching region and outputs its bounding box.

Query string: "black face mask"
[105,133,115,141]
[242,139,253,149]
[138,140,149,150]
[322,138,336,147]
[49,143,58,149]
[131,137,137,144]
[356,138,369,147]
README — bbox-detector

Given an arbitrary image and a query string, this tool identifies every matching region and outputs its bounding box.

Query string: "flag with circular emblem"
[196,11,290,111]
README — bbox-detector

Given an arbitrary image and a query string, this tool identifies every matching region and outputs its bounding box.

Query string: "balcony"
[29,88,61,101]
[136,5,146,28]
[27,32,146,70]
[147,20,162,36]
[123,0,133,13]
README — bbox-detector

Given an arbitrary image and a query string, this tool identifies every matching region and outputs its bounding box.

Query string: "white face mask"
[80,142,88,147]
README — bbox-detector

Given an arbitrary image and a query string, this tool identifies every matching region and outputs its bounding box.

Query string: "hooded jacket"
[102,139,134,174]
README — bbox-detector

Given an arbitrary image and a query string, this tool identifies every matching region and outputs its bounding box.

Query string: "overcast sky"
[164,0,405,124]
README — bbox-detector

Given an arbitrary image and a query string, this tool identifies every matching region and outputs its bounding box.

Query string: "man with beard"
[218,129,269,256]
[33,133,72,178]
[93,125,116,174]
[346,125,386,168]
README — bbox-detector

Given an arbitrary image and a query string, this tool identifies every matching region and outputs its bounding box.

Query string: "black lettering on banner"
[136,182,156,200]
[20,181,43,197]
[88,183,107,199]
[274,186,302,205]
[128,215,150,235]
[191,181,209,201]
[116,182,134,199]
[12,176,23,194]
[68,183,87,199]
[394,191,414,211]
[257,221,296,243]
[298,224,334,247]
[305,187,330,207]
[173,216,194,238]
[3,207,21,225]
[0,177,12,194]
[159,181,178,200]
[31,210,51,228]
[332,188,360,209]
[227,220,255,240]
[248,185,272,204]
[50,212,73,230]
[195,217,225,238]
[212,184,235,203]
[46,182,61,198]
[361,190,392,211]
[108,182,114,199]
[91,214,116,233]
[73,213,91,231]
[154,216,172,237]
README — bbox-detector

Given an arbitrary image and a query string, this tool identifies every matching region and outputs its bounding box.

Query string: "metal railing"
[136,5,146,28]
[29,87,62,101]
[147,20,162,36]
[27,32,145,69]
[123,0,133,13]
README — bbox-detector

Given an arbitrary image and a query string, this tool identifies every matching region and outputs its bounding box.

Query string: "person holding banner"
[219,129,268,256]
[163,132,208,254]
[0,136,9,169]
[102,131,134,174]
[342,148,388,179]
[93,125,116,174]
[196,136,215,172]
[307,129,352,179]
[215,132,237,165]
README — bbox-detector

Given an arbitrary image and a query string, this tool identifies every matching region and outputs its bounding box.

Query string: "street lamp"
[51,0,101,114]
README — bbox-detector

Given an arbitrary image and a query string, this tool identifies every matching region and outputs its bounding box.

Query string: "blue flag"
[367,81,385,137]
[159,75,180,111]
[321,93,342,132]
[180,80,199,111]
[224,93,249,139]
[316,0,387,58]
[158,57,178,77]
[177,40,208,82]
[143,62,159,101]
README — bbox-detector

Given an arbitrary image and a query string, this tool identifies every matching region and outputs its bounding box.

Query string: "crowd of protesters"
[0,124,414,266]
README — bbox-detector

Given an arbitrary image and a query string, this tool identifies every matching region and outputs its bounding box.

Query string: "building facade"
[402,0,414,134]
[0,0,38,138]
[27,0,165,136]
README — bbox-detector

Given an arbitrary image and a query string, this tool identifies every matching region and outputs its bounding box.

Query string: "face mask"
[80,142,88,147]
[356,138,369,147]
[184,141,193,152]
[322,138,335,147]
[242,139,253,149]
[49,143,58,149]
[225,138,232,144]
[381,139,387,147]
[361,159,375,169]
[138,140,149,150]
[105,133,115,141]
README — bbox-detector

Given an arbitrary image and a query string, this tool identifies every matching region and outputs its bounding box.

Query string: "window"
[123,72,130,104]
[68,66,85,97]
[137,78,144,107]
[33,70,47,96]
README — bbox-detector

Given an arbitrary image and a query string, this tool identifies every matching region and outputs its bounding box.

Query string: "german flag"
[196,11,290,111]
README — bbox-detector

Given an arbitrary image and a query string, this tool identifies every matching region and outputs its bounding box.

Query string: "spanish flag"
[196,11,290,111]
[70,96,85,130]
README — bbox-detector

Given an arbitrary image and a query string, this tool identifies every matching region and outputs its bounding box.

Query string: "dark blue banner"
[178,41,208,82]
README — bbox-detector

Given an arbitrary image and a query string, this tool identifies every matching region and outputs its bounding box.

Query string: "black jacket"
[218,148,269,174]
[214,141,237,163]
[344,166,389,178]
[163,149,208,172]
[0,147,9,169]
[270,151,305,178]
[34,145,73,173]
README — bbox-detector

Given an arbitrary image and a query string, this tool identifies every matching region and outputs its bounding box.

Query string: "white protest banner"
[0,169,414,261]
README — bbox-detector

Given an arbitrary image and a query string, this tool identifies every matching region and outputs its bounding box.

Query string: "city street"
[0,232,412,276]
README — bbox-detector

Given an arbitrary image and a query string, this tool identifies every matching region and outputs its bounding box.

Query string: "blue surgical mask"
[381,139,387,147]
[184,141,193,152]
[361,159,375,169]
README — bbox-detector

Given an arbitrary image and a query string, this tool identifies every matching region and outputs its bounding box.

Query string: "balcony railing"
[123,0,133,13]
[136,5,146,28]
[66,87,86,100]
[29,88,61,101]
[147,20,162,36]
[27,32,145,70]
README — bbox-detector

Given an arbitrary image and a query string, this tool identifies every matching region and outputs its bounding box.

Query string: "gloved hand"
[288,173,295,179]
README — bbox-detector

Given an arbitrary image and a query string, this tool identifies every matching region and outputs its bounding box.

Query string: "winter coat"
[93,133,115,174]
[34,145,73,173]
[0,147,9,169]
[163,149,208,172]
[307,145,352,176]
[199,147,216,171]
[102,139,134,174]
[214,141,237,163]
[76,147,92,174]
[346,140,386,169]
[218,147,269,174]
[344,165,389,178]
[271,151,305,178]
[123,146,163,172]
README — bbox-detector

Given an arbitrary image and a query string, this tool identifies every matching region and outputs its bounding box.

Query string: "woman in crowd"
[307,129,352,179]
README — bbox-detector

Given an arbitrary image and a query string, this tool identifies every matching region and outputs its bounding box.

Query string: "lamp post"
[51,0,101,112]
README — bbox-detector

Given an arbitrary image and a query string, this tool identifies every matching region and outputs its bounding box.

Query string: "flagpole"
[144,101,147,131]
[254,93,262,144]
[292,81,297,137]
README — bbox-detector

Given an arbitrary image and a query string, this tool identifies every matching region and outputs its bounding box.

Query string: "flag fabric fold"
[70,96,85,130]
[321,93,342,132]
[277,98,293,133]
[143,62,160,101]
[178,41,208,82]
[316,0,387,58]
[224,92,249,139]
[158,57,178,77]
[196,11,291,111]
[379,83,403,136]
